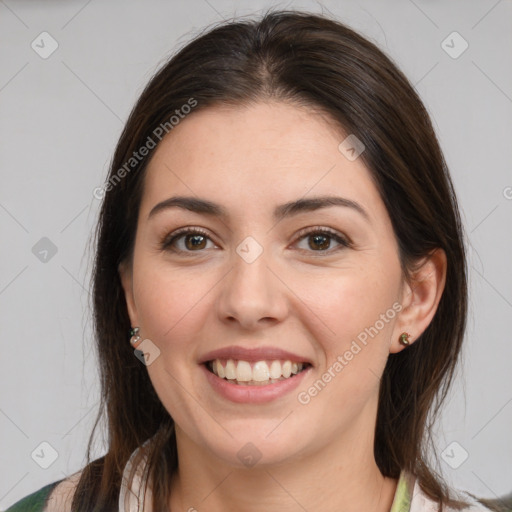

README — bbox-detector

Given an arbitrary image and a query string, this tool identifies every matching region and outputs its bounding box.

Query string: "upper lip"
[198,346,313,365]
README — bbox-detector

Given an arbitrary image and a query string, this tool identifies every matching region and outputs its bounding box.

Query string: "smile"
[207,359,310,386]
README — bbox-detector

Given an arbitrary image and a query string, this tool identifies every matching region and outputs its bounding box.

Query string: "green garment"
[4,480,62,512]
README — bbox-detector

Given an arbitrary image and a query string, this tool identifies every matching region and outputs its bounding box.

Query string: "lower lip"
[201,363,312,404]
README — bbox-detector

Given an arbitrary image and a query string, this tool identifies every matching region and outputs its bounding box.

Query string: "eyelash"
[159,226,351,256]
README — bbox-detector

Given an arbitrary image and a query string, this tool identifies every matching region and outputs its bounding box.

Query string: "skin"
[119,100,447,512]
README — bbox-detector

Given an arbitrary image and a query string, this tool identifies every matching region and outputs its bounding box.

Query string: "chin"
[203,430,310,470]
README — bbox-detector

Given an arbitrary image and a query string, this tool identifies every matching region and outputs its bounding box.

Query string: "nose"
[216,247,289,330]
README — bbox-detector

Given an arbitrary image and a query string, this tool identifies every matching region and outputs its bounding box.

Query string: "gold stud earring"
[399,332,411,346]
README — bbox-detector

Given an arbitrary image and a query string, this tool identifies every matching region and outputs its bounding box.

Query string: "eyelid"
[160,226,216,251]
[160,225,352,254]
[293,226,352,253]
[294,225,350,243]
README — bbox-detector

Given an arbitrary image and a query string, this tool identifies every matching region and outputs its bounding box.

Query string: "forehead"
[140,101,382,218]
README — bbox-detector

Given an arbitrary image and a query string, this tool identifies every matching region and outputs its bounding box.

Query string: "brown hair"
[73,9,473,511]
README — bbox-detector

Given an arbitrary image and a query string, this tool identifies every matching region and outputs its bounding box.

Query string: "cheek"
[131,263,216,414]
[132,260,218,356]
[301,262,400,404]
[298,263,399,344]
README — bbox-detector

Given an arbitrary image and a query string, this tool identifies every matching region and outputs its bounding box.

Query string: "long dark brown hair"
[72,9,476,511]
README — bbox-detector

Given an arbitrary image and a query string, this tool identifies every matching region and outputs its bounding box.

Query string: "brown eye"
[295,228,350,254]
[161,228,215,252]
[308,233,331,250]
[184,233,208,250]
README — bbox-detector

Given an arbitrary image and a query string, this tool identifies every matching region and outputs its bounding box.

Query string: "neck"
[168,420,398,512]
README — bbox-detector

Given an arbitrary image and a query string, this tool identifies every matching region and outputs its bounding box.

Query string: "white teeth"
[225,359,237,380]
[236,361,252,382]
[216,360,225,379]
[252,361,270,381]
[210,359,305,384]
[269,360,281,379]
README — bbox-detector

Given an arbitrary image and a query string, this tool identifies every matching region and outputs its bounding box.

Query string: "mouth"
[204,359,312,386]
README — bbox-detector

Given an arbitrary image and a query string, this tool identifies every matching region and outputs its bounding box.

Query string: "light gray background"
[1,0,511,509]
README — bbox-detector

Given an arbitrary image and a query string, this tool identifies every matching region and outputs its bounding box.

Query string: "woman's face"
[120,101,411,468]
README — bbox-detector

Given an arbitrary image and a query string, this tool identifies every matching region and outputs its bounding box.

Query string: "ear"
[389,248,447,354]
[118,259,139,327]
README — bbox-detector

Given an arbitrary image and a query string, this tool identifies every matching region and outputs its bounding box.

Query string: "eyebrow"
[147,195,370,223]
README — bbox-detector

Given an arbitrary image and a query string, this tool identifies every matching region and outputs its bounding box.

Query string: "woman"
[6,9,509,512]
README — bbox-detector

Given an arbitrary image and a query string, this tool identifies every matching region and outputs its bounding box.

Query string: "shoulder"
[4,471,83,512]
[414,487,511,512]
[43,470,83,512]
[460,492,512,512]
[406,472,509,512]
[3,476,65,512]
[5,472,82,512]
